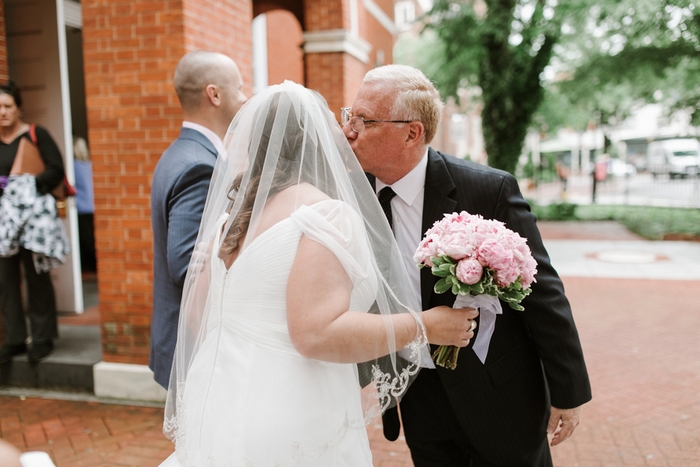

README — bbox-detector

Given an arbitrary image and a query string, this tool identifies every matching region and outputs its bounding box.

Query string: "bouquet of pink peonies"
[414,211,538,369]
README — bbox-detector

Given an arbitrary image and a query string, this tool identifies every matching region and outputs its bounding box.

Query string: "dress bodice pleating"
[207,216,303,357]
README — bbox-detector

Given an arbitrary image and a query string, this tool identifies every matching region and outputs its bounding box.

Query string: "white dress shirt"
[376,150,429,308]
[182,121,226,158]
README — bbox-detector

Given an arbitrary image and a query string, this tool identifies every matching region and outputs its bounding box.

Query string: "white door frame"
[5,0,83,313]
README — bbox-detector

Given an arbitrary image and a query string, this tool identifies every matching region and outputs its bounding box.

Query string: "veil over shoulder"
[162,81,430,465]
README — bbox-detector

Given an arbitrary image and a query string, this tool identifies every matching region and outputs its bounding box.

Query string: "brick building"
[0,0,400,399]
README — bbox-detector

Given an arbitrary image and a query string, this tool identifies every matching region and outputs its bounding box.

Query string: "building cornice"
[363,0,399,36]
[303,30,372,64]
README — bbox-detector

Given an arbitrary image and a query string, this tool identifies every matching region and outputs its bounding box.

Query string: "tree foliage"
[403,0,700,174]
[539,0,700,131]
[418,0,588,174]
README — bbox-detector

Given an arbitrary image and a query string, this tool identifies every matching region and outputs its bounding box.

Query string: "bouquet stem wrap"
[455,294,501,364]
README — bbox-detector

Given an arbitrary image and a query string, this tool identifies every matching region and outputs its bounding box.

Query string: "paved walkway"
[1,221,699,466]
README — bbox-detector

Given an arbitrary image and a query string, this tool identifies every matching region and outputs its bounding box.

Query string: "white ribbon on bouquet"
[453,294,502,364]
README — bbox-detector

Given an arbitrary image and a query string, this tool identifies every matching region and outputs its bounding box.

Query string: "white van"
[647,139,700,178]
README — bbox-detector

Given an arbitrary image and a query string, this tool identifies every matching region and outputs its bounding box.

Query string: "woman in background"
[73,137,96,272]
[0,81,68,363]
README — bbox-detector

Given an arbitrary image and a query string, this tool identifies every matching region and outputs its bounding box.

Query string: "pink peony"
[520,256,538,287]
[455,258,483,284]
[494,263,520,287]
[441,229,476,260]
[476,239,511,271]
[415,210,537,289]
[413,237,435,267]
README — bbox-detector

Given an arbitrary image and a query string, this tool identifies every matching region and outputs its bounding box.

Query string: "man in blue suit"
[344,64,591,467]
[150,51,246,389]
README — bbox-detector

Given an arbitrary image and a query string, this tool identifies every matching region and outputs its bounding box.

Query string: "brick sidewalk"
[3,274,698,466]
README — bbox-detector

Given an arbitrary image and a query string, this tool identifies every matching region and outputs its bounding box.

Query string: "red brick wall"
[81,0,184,363]
[304,0,369,120]
[181,0,253,96]
[304,52,366,122]
[306,0,345,30]
[364,0,394,68]
[266,10,303,86]
[0,0,7,82]
[82,0,252,364]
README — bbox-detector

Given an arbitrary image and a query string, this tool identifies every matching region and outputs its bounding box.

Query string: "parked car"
[608,159,637,177]
[647,139,700,178]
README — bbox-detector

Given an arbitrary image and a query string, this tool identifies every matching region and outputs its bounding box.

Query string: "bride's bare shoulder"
[280,183,330,205]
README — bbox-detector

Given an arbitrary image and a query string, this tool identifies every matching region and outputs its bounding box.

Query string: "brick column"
[82,0,252,365]
[305,51,366,120]
[302,0,380,120]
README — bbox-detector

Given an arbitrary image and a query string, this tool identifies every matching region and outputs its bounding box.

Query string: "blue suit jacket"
[149,128,218,388]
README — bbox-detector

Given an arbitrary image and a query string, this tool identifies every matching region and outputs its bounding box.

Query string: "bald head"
[173,50,247,138]
[174,51,242,113]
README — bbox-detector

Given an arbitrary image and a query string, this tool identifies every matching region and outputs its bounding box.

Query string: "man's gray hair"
[174,51,237,112]
[363,64,444,144]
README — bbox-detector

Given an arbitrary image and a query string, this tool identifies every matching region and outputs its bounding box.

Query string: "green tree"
[408,0,700,174]
[539,0,700,131]
[419,0,587,174]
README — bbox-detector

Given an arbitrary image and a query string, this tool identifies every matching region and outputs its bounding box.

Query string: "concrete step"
[0,324,102,391]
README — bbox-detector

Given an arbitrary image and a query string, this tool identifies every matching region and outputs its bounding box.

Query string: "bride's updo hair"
[218,87,330,258]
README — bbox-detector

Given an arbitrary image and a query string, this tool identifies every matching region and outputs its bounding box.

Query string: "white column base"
[93,362,167,402]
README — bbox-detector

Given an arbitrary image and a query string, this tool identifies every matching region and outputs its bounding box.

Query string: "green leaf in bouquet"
[507,301,525,311]
[434,277,452,294]
[500,288,524,301]
[471,281,485,294]
[432,264,452,277]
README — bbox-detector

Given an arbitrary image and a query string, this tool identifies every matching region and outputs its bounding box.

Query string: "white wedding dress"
[161,200,377,467]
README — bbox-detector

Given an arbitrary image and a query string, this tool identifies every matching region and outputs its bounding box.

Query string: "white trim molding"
[303,29,372,64]
[363,0,399,36]
[93,362,167,402]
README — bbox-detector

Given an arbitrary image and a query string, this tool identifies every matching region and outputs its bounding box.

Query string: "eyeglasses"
[341,108,412,133]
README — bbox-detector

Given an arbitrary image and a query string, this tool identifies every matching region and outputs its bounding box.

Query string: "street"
[525,172,700,208]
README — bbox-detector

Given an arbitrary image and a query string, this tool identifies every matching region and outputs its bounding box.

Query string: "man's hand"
[547,406,582,446]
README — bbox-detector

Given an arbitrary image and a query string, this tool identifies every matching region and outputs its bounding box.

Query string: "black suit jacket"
[388,149,591,465]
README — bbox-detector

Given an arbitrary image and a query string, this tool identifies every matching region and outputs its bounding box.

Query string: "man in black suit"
[343,64,591,466]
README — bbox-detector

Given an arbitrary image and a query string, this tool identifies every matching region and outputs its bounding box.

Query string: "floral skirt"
[0,175,70,273]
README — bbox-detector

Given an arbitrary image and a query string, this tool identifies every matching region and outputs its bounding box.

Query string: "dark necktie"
[378,186,397,229]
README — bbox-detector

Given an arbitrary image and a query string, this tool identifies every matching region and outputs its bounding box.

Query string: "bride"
[159,81,477,466]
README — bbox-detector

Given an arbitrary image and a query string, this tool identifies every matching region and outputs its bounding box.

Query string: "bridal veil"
[163,81,430,453]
